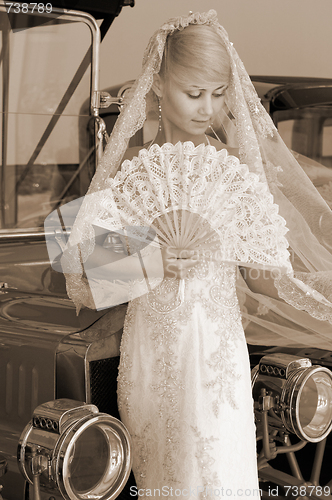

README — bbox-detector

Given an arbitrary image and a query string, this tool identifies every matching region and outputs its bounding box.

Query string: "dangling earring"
[158,97,162,132]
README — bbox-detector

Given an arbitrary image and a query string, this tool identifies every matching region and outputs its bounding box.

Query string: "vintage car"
[1,1,332,498]
[0,2,137,500]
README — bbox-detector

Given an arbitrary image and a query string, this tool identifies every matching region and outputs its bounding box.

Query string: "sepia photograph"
[0,1,332,499]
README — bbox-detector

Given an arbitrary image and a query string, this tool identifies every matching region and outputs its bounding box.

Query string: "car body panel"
[0,3,134,498]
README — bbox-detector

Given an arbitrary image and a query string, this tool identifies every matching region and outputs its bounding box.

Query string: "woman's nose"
[200,96,213,116]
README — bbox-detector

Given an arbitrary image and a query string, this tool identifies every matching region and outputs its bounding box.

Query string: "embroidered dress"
[115,142,291,498]
[118,264,260,497]
[59,7,332,495]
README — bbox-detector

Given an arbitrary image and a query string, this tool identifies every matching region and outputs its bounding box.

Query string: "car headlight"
[18,399,132,500]
[252,353,332,443]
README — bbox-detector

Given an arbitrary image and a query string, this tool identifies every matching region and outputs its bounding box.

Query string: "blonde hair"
[159,24,231,86]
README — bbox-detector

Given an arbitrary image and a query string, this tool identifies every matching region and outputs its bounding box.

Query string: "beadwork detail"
[131,423,152,489]
[158,96,162,132]
[192,426,221,498]
[147,278,186,314]
[117,302,135,416]
[191,264,243,413]
[118,258,257,489]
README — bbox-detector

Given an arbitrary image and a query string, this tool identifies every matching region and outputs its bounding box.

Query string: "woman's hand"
[161,247,199,279]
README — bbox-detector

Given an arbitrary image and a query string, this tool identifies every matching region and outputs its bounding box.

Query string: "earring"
[158,97,162,132]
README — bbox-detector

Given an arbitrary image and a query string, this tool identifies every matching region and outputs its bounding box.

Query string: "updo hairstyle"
[159,24,231,86]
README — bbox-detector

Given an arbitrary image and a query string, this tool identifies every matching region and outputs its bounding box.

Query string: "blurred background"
[2,0,332,228]
[99,0,332,89]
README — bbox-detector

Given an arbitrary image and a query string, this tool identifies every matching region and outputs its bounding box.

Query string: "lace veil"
[62,10,332,348]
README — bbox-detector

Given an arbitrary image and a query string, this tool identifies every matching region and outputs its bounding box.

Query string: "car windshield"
[0,11,94,230]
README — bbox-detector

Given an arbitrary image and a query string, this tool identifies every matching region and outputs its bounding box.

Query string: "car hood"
[0,289,112,335]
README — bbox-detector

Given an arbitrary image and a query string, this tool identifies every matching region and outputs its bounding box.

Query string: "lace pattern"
[275,273,332,324]
[130,424,152,490]
[61,5,332,494]
[96,142,292,274]
[117,260,259,491]
[195,265,243,413]
[192,426,221,497]
[62,8,332,340]
[117,301,135,416]
[64,9,284,314]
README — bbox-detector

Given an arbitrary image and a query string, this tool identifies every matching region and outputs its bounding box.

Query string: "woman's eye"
[187,92,225,99]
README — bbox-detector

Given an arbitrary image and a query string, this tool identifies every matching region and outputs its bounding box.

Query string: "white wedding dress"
[114,142,291,498]
[118,263,260,497]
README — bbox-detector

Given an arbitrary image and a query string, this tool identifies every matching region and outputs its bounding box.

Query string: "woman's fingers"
[161,247,200,279]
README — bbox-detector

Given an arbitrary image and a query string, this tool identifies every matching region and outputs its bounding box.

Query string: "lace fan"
[95,141,291,271]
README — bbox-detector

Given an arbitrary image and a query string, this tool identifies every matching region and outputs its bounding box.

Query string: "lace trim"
[146,294,193,484]
[274,273,332,324]
[163,417,181,485]
[117,302,135,416]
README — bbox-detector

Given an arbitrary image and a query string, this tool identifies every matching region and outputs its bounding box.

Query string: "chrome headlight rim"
[17,421,36,484]
[281,366,332,443]
[55,413,132,500]
[17,401,132,500]
[251,364,260,390]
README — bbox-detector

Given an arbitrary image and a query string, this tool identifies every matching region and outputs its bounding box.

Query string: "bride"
[62,10,332,499]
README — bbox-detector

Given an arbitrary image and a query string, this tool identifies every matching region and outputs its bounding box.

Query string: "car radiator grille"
[90,356,121,419]
[89,356,137,499]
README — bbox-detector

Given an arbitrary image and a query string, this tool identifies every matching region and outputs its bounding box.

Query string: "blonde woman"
[63,10,332,498]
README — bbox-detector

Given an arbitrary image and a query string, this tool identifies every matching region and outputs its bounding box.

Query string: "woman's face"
[158,74,228,142]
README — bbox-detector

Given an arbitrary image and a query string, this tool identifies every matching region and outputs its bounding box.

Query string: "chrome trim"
[92,91,123,109]
[251,364,260,389]
[57,414,131,500]
[253,354,332,443]
[282,366,332,442]
[18,400,132,500]
[36,400,99,434]
[0,3,101,116]
[0,227,72,242]
[259,353,312,379]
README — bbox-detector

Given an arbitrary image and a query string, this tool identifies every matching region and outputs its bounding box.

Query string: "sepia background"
[3,0,332,223]
[99,0,332,89]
